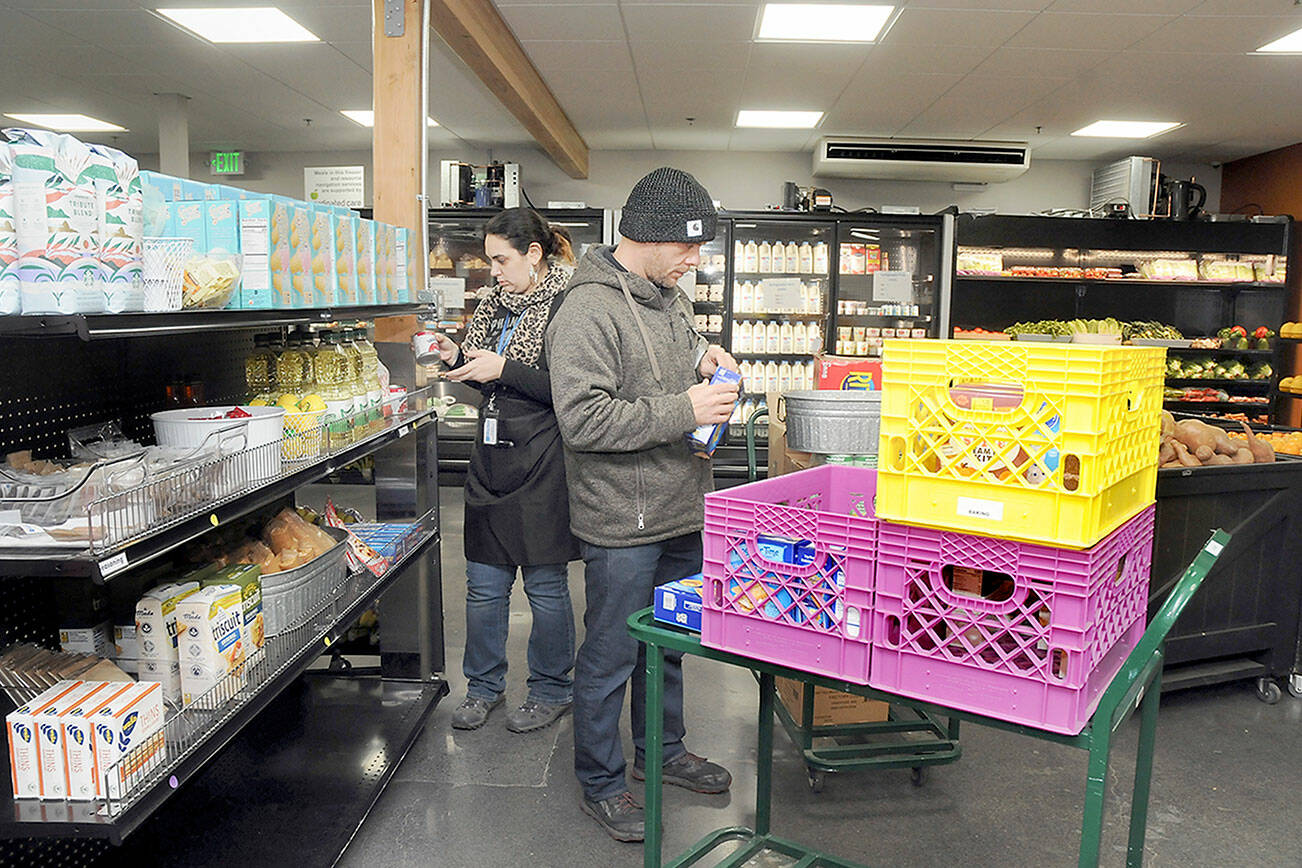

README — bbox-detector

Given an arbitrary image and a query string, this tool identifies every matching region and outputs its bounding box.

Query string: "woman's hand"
[433,332,459,364]
[444,347,506,384]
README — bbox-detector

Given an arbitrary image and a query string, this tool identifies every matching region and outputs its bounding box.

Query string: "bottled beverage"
[806,361,816,390]
[313,330,355,449]
[734,239,744,267]
[799,242,814,274]
[813,242,829,274]
[354,326,384,430]
[793,322,808,355]
[780,321,794,354]
[275,329,310,401]
[758,241,772,274]
[739,281,754,313]
[785,241,800,273]
[743,240,758,272]
[766,321,781,354]
[736,321,752,354]
[778,361,792,393]
[765,361,780,393]
[807,322,822,353]
[341,328,370,436]
[245,333,277,403]
[737,361,752,392]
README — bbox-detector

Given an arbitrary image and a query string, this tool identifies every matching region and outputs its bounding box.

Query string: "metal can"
[412,331,443,366]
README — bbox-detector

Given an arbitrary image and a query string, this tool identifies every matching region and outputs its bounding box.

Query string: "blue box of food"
[653,574,704,632]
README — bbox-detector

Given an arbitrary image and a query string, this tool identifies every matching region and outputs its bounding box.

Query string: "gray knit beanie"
[619,167,717,244]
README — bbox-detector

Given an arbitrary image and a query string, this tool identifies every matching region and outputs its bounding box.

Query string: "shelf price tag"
[872,271,912,303]
[99,552,129,577]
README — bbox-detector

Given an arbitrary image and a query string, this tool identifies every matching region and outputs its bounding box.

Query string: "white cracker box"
[135,581,200,705]
[34,681,112,799]
[7,681,86,799]
[176,584,246,708]
[91,680,165,800]
[61,681,136,800]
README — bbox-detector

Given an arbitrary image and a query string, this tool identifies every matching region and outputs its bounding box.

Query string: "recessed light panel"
[341,110,439,128]
[156,7,319,43]
[736,110,824,129]
[1071,120,1182,138]
[4,113,126,132]
[1257,25,1302,53]
[758,4,895,43]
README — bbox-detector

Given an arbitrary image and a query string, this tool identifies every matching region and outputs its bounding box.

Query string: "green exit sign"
[209,151,244,176]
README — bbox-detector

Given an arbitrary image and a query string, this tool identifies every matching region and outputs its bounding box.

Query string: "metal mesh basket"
[142,237,194,312]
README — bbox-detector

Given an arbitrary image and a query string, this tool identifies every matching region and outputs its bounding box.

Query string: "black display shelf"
[956,274,1285,291]
[733,312,826,320]
[956,213,1291,255]
[732,272,829,279]
[1165,378,1272,388]
[1274,392,1302,400]
[1165,346,1276,358]
[835,313,933,322]
[0,410,438,582]
[0,526,439,844]
[693,300,726,308]
[734,353,818,362]
[0,304,430,341]
[1162,400,1271,412]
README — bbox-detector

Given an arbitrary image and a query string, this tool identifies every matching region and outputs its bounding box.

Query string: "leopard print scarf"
[461,262,573,368]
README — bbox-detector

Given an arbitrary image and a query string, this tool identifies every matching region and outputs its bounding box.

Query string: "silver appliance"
[1090,157,1160,219]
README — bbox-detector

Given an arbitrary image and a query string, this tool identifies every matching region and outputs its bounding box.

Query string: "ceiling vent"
[812,137,1031,183]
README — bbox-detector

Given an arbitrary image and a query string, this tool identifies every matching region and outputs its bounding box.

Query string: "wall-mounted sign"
[304,165,365,208]
[209,151,244,175]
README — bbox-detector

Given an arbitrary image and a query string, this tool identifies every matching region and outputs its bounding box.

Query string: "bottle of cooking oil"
[340,328,371,435]
[313,330,355,449]
[274,329,310,406]
[245,333,277,404]
[354,327,384,428]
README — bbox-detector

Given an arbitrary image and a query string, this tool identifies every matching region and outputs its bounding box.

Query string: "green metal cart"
[631,529,1229,868]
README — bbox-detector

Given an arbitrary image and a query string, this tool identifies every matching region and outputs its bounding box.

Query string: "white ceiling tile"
[821,73,965,136]
[637,70,744,127]
[228,46,373,111]
[1187,0,1301,15]
[1047,0,1202,12]
[857,43,995,77]
[728,128,823,151]
[1005,12,1177,50]
[496,4,625,41]
[332,41,372,73]
[883,9,1039,46]
[584,129,656,149]
[620,3,760,42]
[523,40,634,72]
[628,40,751,72]
[649,128,734,150]
[737,43,870,106]
[547,67,645,130]
[970,46,1116,77]
[903,0,1053,9]
[1132,14,1302,55]
[898,75,1071,138]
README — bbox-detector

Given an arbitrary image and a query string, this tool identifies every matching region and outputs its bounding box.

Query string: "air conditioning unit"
[812,137,1031,183]
[1090,156,1159,219]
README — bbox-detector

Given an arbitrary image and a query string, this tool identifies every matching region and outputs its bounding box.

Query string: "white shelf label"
[99,552,129,577]
[398,425,411,437]
[872,271,912,303]
[761,277,803,313]
[956,497,1004,522]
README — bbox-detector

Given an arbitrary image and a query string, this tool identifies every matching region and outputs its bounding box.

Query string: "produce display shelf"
[1165,346,1276,358]
[1165,378,1272,388]
[0,304,429,341]
[1162,400,1272,412]
[0,392,439,582]
[955,275,1285,290]
[0,518,439,845]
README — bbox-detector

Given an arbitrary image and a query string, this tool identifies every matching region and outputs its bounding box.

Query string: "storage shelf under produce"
[0,390,440,581]
[0,304,431,341]
[1165,378,1272,388]
[955,275,1285,290]
[1165,346,1276,358]
[0,518,439,844]
[1162,400,1272,412]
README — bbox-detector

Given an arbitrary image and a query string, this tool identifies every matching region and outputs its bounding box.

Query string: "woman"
[431,208,579,733]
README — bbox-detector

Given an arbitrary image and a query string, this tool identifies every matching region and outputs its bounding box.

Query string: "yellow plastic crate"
[877,339,1163,548]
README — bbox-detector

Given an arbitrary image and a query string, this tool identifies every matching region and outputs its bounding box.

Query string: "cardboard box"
[268,196,294,307]
[765,390,816,479]
[58,621,113,656]
[653,575,704,632]
[395,226,410,303]
[139,170,185,203]
[135,581,200,705]
[237,198,275,309]
[176,584,246,707]
[7,681,87,799]
[204,200,241,308]
[61,681,137,800]
[286,199,312,307]
[172,199,206,253]
[34,681,113,799]
[91,680,165,799]
[355,217,376,305]
[333,206,357,305]
[775,676,889,728]
[201,564,263,666]
[814,353,882,391]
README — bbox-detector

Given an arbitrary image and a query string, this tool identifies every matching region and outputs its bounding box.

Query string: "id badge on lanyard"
[482,392,501,446]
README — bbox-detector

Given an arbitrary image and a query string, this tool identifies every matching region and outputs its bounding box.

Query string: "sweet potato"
[1207,453,1234,465]
[1160,410,1175,440]
[1158,440,1176,465]
[1174,419,1218,455]
[1232,447,1254,464]
[1172,440,1201,467]
[1239,422,1275,463]
[1194,444,1214,463]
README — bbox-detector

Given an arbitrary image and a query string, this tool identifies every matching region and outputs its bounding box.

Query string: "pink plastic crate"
[869,504,1155,734]
[701,465,879,683]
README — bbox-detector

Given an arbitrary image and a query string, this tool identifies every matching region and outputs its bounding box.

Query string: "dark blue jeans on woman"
[572,532,703,802]
[463,561,575,706]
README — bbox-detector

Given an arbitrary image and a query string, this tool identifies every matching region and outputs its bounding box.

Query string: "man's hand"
[444,347,506,384]
[698,344,738,379]
[688,380,739,426]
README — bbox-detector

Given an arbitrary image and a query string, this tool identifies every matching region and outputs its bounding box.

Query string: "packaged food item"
[61,681,137,800]
[766,321,781,354]
[177,584,247,707]
[91,680,165,799]
[8,681,88,799]
[202,563,264,666]
[135,581,201,705]
[33,681,112,799]
[686,367,743,458]
[355,217,377,304]
[653,574,704,632]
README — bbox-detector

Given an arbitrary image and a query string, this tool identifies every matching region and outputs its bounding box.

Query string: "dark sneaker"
[581,791,645,842]
[631,751,732,794]
[505,699,571,733]
[450,695,503,730]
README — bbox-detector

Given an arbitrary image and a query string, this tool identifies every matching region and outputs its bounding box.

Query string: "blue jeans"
[463,561,575,706]
[573,533,702,802]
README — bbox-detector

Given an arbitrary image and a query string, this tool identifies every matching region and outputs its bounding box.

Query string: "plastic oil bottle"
[354,326,385,428]
[313,330,355,449]
[245,333,277,404]
[341,328,373,435]
[274,329,310,405]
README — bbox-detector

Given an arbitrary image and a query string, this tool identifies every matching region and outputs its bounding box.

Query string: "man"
[546,167,739,842]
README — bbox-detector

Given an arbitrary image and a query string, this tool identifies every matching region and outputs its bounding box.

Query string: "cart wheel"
[1255,677,1282,705]
[910,766,928,787]
[1289,674,1302,699]
[328,653,352,672]
[807,769,826,794]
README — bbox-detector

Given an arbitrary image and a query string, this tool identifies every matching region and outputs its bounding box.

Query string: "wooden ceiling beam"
[429,0,589,179]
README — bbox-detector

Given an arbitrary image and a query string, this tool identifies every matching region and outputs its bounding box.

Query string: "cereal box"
[237,198,274,310]
[61,681,136,800]
[268,197,293,307]
[135,581,200,705]
[176,584,246,707]
[202,564,263,667]
[91,680,165,800]
[34,681,112,799]
[395,226,411,304]
[355,216,376,305]
[333,206,357,305]
[7,681,87,799]
[308,204,337,307]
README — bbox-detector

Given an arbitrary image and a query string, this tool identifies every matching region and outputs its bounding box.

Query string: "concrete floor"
[339,488,1302,868]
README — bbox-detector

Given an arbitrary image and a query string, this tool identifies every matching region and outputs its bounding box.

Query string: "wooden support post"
[373,0,427,343]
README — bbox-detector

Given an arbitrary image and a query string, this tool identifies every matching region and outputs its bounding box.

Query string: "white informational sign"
[304,166,366,208]
[872,271,912,303]
[430,276,466,308]
[762,277,804,313]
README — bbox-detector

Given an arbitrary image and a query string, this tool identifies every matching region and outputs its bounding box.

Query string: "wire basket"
[142,237,195,312]
[281,409,327,461]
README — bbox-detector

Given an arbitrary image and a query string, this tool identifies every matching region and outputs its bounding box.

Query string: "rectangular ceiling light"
[156,7,319,43]
[1071,120,1182,138]
[341,110,439,128]
[758,3,895,43]
[1256,25,1302,53]
[736,110,824,129]
[4,113,126,132]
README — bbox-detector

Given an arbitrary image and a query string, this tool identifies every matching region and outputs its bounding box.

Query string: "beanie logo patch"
[686,219,703,238]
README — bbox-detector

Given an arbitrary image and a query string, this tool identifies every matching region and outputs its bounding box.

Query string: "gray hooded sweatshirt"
[546,247,712,548]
